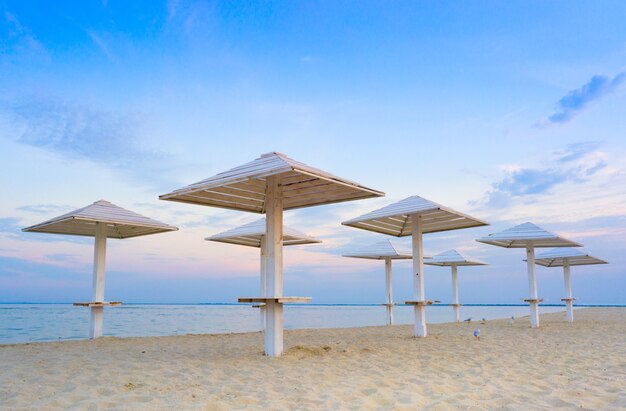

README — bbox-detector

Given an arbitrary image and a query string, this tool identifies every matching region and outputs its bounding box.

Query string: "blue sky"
[1,1,625,305]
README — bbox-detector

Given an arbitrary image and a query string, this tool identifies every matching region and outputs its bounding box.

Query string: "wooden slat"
[181,194,264,211]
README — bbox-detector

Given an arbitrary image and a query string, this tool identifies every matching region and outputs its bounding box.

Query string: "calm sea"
[0,303,608,345]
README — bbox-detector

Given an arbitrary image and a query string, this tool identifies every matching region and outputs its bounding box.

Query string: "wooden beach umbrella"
[476,222,581,328]
[22,200,178,339]
[424,249,487,322]
[206,217,321,330]
[342,196,488,337]
[534,247,607,323]
[343,240,419,326]
[160,151,383,356]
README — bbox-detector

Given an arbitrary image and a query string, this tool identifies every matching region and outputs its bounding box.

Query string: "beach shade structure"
[534,248,607,323]
[424,249,487,322]
[342,196,489,337]
[206,217,321,331]
[343,240,420,326]
[160,151,383,356]
[22,200,178,339]
[476,222,581,328]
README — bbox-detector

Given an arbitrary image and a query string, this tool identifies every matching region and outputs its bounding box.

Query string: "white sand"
[1,308,624,410]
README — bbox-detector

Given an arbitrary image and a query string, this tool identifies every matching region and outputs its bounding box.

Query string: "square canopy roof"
[22,200,178,239]
[342,196,488,236]
[476,222,581,248]
[533,247,607,267]
[424,249,487,267]
[160,152,384,212]
[343,239,423,260]
[206,218,321,248]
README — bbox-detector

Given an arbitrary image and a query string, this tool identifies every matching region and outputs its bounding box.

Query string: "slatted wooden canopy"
[206,218,321,248]
[159,152,384,212]
[22,200,178,239]
[342,196,488,236]
[424,249,487,267]
[476,222,581,248]
[533,248,607,267]
[343,239,421,260]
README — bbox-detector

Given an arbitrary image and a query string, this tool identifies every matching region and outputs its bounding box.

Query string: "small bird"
[473,329,480,340]
[463,317,472,323]
[480,317,486,324]
[508,316,515,327]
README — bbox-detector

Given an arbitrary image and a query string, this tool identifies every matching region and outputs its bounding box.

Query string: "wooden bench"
[73,302,122,307]
[238,297,311,304]
[404,300,433,306]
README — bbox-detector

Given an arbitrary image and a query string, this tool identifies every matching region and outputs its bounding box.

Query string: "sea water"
[0,303,579,344]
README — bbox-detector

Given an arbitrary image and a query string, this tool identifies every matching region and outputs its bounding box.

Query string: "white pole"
[90,222,107,339]
[265,176,284,356]
[451,264,460,322]
[384,257,394,325]
[563,260,573,323]
[526,244,539,328]
[259,235,267,332]
[411,214,426,337]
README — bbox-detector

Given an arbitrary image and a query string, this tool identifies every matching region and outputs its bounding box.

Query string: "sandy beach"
[1,307,624,410]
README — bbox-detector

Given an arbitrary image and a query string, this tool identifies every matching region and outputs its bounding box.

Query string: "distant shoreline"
[1,302,625,307]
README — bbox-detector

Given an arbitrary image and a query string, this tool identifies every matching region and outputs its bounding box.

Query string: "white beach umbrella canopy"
[343,239,414,260]
[160,152,383,211]
[343,195,489,337]
[22,200,178,339]
[206,218,321,248]
[476,222,581,328]
[424,249,487,267]
[424,249,488,322]
[161,152,384,356]
[533,247,607,323]
[475,222,581,249]
[22,199,177,238]
[343,239,426,326]
[533,247,607,267]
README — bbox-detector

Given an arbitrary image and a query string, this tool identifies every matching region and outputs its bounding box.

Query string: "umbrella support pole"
[525,245,539,328]
[384,258,394,325]
[563,262,573,323]
[89,222,107,339]
[265,176,284,357]
[259,236,267,332]
[411,215,427,337]
[451,265,460,322]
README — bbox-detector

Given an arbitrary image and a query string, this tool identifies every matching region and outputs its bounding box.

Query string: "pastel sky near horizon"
[1,1,625,305]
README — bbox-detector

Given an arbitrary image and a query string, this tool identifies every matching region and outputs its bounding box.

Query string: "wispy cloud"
[0,217,21,234]
[17,204,73,214]
[480,142,609,209]
[45,253,78,262]
[542,72,626,125]
[86,30,116,62]
[1,10,49,61]
[10,97,141,164]
[556,141,602,163]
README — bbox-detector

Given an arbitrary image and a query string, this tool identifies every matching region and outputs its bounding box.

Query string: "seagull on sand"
[463,317,472,323]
